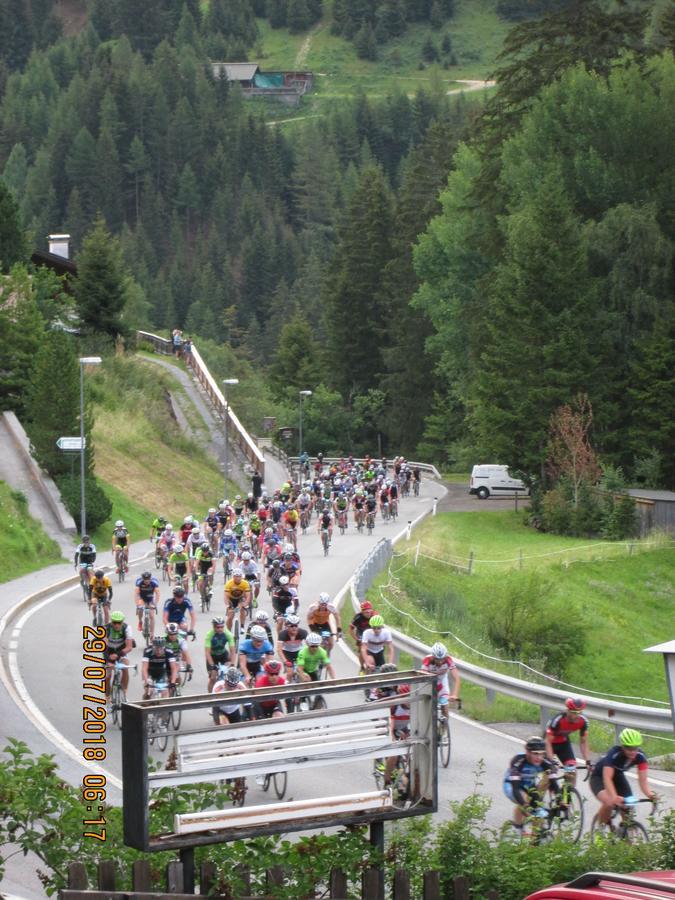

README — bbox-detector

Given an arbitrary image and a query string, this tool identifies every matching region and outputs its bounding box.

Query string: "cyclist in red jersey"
[545,697,591,782]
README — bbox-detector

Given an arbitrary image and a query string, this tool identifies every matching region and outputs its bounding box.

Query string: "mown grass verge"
[88,355,235,534]
[366,511,675,755]
[0,483,64,582]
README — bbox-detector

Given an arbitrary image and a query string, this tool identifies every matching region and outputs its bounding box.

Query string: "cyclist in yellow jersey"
[224,568,252,630]
[89,569,113,624]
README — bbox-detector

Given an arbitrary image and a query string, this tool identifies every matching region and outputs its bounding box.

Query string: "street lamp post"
[222,378,239,499]
[79,356,102,535]
[299,390,313,457]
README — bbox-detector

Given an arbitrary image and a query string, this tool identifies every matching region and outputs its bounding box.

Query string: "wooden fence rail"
[60,860,451,899]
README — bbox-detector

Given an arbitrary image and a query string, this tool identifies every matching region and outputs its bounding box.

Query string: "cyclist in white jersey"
[359,615,394,671]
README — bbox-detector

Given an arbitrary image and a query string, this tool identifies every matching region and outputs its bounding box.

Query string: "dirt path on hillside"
[295,21,323,68]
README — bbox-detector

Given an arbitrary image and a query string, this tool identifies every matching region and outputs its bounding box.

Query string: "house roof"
[627,489,675,502]
[31,249,77,278]
[213,63,260,82]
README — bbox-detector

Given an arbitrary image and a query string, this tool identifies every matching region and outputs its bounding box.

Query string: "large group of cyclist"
[73,452,660,836]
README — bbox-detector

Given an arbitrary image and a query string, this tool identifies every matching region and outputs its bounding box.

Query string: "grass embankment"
[0,483,63,582]
[368,511,675,753]
[254,0,505,119]
[87,355,237,546]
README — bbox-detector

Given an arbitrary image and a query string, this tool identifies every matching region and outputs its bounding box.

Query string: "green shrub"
[600,493,638,540]
[633,450,662,488]
[482,571,586,677]
[56,475,112,532]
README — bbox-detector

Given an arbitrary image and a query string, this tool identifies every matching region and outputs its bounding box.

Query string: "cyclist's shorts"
[590,771,631,799]
[551,739,576,766]
[370,649,385,668]
[503,780,516,802]
[199,561,212,574]
[227,596,245,608]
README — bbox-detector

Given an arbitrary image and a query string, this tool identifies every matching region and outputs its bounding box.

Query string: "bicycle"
[91,597,109,628]
[109,661,136,730]
[437,699,462,769]
[114,546,127,583]
[300,508,311,534]
[79,565,93,603]
[590,797,657,844]
[261,770,287,800]
[321,527,330,557]
[381,501,390,522]
[139,604,156,646]
[502,772,584,844]
[337,509,348,535]
[198,571,213,613]
[413,479,420,497]
[373,741,411,809]
[366,510,375,535]
[146,680,172,751]
[390,498,398,520]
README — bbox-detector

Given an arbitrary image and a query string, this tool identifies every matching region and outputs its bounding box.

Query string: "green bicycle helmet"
[110,610,125,622]
[369,615,385,628]
[619,728,642,747]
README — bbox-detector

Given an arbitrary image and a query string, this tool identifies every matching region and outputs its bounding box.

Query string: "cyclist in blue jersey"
[237,624,274,685]
[503,736,558,828]
[590,728,657,828]
[162,586,196,633]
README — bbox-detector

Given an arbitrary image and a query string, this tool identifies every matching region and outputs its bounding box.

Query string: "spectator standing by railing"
[172,329,183,358]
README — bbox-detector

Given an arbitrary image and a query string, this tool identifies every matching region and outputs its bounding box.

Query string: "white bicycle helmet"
[306,633,322,646]
[431,642,447,659]
[255,610,269,623]
[249,625,267,641]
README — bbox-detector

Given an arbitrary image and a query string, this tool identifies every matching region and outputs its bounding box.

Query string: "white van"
[469,465,528,499]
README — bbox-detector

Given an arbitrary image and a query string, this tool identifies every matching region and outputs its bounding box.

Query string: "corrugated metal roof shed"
[213,63,260,81]
[627,489,675,502]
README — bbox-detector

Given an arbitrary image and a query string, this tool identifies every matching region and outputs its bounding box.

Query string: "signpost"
[56,436,85,451]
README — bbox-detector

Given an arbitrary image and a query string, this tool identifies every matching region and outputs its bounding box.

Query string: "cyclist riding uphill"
[421,642,460,712]
[590,728,657,828]
[504,736,558,829]
[545,697,591,782]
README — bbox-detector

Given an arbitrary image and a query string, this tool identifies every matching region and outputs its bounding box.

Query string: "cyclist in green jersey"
[205,616,235,690]
[296,633,335,682]
[150,515,167,542]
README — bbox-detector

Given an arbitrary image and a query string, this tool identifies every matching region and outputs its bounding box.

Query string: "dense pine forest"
[1,0,674,487]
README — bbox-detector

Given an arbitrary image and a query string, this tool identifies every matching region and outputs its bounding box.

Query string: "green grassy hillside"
[369,511,675,752]
[255,0,506,119]
[0,483,63,582]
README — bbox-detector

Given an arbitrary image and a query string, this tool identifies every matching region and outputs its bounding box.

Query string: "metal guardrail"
[288,457,442,479]
[136,331,265,479]
[349,539,672,736]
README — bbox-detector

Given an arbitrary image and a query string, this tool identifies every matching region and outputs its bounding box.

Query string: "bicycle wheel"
[111,682,125,729]
[92,603,102,628]
[262,774,271,793]
[81,578,89,604]
[232,619,240,656]
[312,695,327,711]
[155,714,169,752]
[142,610,152,646]
[438,715,451,768]
[622,820,648,844]
[550,786,583,843]
[170,686,182,730]
[590,812,615,843]
[273,771,287,800]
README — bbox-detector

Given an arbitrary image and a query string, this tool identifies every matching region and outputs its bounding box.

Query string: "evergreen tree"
[74,216,127,338]
[354,23,378,60]
[95,127,124,231]
[287,0,311,33]
[175,162,200,235]
[0,265,45,414]
[472,175,597,477]
[65,126,99,219]
[265,0,287,28]
[0,180,28,272]
[324,164,394,401]
[24,329,82,477]
[2,143,28,199]
[628,308,675,488]
[269,311,324,399]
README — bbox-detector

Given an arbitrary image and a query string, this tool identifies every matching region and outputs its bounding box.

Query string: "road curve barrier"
[349,537,673,739]
[136,331,265,480]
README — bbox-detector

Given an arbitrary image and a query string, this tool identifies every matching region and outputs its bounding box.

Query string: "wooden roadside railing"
[61,859,456,899]
[136,331,265,481]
